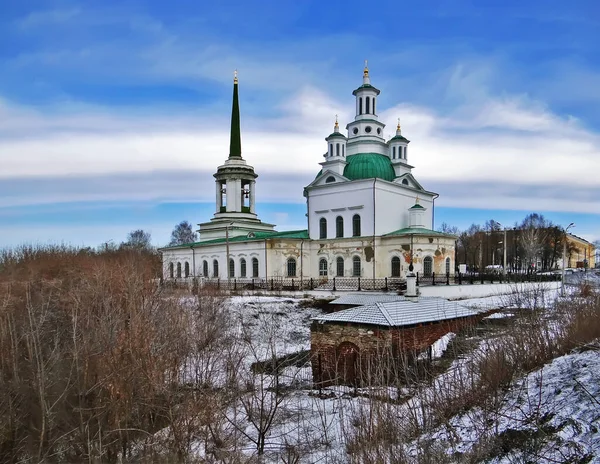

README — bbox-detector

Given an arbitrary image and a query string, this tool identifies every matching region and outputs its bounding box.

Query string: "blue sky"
[1,0,599,247]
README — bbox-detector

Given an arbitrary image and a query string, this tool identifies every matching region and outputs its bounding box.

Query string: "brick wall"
[311,314,484,386]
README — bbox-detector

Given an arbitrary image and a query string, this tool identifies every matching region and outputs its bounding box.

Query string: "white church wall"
[374,183,434,234]
[307,180,375,240]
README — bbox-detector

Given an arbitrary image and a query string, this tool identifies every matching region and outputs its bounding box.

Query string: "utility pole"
[561,223,575,297]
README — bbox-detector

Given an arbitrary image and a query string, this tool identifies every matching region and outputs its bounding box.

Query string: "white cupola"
[389,119,412,177]
[320,116,347,176]
[408,197,426,228]
[345,62,387,156]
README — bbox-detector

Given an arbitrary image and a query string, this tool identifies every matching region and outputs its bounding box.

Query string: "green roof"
[326,132,347,139]
[161,229,309,250]
[229,81,242,158]
[352,84,381,96]
[343,153,396,182]
[383,227,457,238]
[409,203,425,209]
[389,134,410,143]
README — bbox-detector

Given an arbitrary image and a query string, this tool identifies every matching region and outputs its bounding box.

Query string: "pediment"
[395,173,425,190]
[306,169,349,188]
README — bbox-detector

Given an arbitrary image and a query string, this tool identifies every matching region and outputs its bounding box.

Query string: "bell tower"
[198,71,275,241]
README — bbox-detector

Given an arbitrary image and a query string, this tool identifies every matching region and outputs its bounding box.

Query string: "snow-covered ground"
[180,284,599,462]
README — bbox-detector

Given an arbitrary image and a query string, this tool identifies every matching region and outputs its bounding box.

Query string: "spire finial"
[415,195,420,205]
[363,59,369,77]
[229,71,242,158]
[334,114,339,131]
[397,118,401,132]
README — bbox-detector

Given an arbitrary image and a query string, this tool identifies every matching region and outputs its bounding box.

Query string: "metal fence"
[164,272,561,292]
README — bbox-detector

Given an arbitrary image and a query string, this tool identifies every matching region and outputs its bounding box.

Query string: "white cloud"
[1,70,599,216]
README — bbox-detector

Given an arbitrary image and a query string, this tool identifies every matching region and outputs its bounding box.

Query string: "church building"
[161,65,456,284]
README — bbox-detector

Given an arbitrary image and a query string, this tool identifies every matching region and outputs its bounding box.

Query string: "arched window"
[287,258,297,277]
[184,261,190,278]
[169,262,174,278]
[229,258,235,278]
[319,217,327,239]
[366,96,370,114]
[336,257,344,277]
[352,214,361,237]
[373,98,376,115]
[423,256,433,276]
[203,260,208,277]
[329,144,333,157]
[352,256,361,277]
[359,97,363,115]
[392,146,396,159]
[336,144,340,156]
[445,257,451,275]
[336,216,344,238]
[240,258,247,277]
[325,176,335,183]
[402,178,409,185]
[176,262,182,278]
[403,147,407,159]
[252,258,259,278]
[391,257,401,277]
[342,145,345,157]
[319,258,328,276]
[213,259,219,278]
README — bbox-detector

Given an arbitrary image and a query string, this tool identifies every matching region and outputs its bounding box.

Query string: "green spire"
[229,70,242,158]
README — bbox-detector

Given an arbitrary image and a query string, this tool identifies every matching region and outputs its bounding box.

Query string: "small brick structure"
[311,297,487,386]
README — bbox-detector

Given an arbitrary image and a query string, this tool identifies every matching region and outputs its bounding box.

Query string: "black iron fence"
[164,272,561,292]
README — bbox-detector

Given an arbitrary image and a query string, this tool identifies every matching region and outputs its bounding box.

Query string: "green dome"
[343,153,396,182]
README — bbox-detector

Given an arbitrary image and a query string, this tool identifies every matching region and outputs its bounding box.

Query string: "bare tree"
[169,221,198,246]
[122,229,152,250]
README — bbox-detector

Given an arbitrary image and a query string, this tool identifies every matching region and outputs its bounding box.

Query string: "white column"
[250,181,256,213]
[215,181,222,213]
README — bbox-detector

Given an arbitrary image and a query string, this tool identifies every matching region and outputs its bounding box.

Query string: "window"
[240,258,247,277]
[329,143,333,157]
[366,96,370,114]
[392,146,396,159]
[336,216,344,238]
[169,262,174,278]
[336,144,340,156]
[352,214,361,237]
[391,257,401,277]
[229,258,235,278]
[176,262,182,278]
[423,256,433,276]
[352,256,361,277]
[203,260,208,277]
[184,261,190,278]
[252,258,259,278]
[342,145,345,156]
[336,257,344,277]
[319,258,328,276]
[213,259,219,278]
[325,176,335,183]
[373,98,376,115]
[403,147,407,159]
[287,258,297,277]
[402,178,409,185]
[445,257,451,275]
[359,97,363,115]
[319,217,327,239]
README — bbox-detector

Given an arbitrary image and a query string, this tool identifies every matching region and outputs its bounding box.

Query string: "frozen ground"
[184,284,598,462]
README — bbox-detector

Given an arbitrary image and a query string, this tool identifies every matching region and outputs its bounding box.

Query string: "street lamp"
[493,221,507,278]
[561,222,575,297]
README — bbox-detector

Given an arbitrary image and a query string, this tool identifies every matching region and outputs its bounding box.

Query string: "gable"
[305,169,349,188]
[395,173,425,190]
